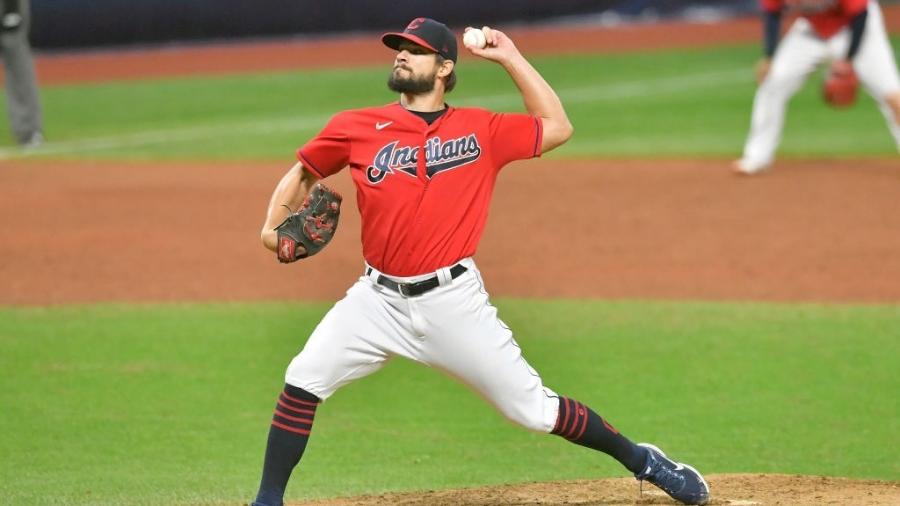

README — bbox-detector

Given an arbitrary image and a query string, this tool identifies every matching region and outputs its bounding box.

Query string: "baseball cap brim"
[381,32,440,55]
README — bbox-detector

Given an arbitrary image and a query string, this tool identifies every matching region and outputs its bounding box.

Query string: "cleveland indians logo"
[406,18,425,31]
[365,135,482,184]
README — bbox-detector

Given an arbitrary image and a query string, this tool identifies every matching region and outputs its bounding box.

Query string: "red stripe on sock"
[271,420,311,436]
[574,404,590,440]
[281,391,319,408]
[565,402,584,439]
[277,399,316,416]
[552,398,564,433]
[558,397,573,435]
[273,409,314,425]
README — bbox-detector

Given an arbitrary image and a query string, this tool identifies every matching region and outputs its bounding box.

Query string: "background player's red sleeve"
[296,113,350,178]
[841,0,868,16]
[488,112,543,169]
[760,0,783,13]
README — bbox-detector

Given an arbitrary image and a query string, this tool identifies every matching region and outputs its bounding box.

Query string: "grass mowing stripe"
[456,68,747,108]
[0,114,332,159]
[0,67,746,160]
[3,41,898,159]
[1,300,898,505]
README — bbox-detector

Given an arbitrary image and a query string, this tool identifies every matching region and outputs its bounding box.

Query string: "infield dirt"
[294,474,900,505]
[3,158,899,305]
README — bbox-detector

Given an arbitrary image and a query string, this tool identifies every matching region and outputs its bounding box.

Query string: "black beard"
[388,67,437,94]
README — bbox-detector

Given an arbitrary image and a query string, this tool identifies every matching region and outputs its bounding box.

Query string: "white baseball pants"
[284,257,561,433]
[741,0,900,165]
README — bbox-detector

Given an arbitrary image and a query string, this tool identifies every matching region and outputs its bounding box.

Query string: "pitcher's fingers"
[481,26,496,46]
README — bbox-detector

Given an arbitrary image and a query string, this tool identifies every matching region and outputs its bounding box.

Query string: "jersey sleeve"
[296,113,351,178]
[842,0,868,16]
[487,112,543,169]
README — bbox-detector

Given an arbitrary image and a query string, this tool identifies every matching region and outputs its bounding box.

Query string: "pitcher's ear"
[438,59,454,78]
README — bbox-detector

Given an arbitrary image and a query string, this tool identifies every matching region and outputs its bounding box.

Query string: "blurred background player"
[734,0,900,174]
[1,0,43,148]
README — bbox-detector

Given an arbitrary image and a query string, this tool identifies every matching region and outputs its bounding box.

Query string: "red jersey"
[298,103,542,276]
[761,0,869,39]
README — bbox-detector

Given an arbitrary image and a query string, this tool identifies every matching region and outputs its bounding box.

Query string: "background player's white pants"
[741,1,900,166]
[1,0,43,144]
[285,257,561,433]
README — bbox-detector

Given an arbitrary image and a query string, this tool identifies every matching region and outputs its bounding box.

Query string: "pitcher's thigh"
[420,282,559,432]
[285,282,400,399]
[473,344,560,433]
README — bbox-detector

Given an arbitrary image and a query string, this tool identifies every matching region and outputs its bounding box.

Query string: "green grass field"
[1,301,898,505]
[2,37,899,505]
[1,41,899,158]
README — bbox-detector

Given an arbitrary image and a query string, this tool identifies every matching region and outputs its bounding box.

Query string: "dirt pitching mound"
[294,474,900,505]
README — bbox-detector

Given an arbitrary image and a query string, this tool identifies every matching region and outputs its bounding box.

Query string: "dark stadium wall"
[29,0,758,50]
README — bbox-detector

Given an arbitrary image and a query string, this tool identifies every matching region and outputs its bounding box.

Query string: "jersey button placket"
[415,130,429,183]
[407,130,431,260]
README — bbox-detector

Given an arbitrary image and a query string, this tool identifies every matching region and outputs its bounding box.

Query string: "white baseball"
[463,28,486,49]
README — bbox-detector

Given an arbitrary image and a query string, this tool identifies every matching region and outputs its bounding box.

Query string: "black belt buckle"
[372,263,467,298]
[398,283,415,297]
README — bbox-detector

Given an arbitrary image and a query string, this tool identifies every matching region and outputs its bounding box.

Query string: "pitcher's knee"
[501,408,546,432]
[496,390,559,433]
[284,355,330,400]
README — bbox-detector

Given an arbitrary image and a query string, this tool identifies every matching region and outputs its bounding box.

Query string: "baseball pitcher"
[252,18,709,506]
[734,0,900,174]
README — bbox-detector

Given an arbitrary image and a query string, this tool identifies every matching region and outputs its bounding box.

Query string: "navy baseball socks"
[251,384,320,506]
[552,396,647,472]
[552,396,709,505]
[250,390,707,505]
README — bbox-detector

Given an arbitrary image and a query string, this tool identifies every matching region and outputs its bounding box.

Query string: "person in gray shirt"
[2,0,43,148]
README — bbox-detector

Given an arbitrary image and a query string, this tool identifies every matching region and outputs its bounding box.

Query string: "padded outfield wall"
[30,0,759,49]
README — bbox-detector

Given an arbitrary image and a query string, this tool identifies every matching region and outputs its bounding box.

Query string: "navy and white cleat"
[634,443,710,505]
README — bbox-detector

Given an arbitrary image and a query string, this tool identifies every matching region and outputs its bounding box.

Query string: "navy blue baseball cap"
[382,18,458,63]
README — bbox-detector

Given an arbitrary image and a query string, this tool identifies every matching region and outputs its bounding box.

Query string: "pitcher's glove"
[823,61,858,108]
[274,183,342,263]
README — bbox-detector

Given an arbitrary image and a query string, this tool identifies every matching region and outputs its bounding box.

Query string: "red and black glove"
[274,183,342,263]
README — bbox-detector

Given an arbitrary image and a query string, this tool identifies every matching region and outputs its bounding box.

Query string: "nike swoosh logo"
[375,121,393,130]
[673,463,685,471]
